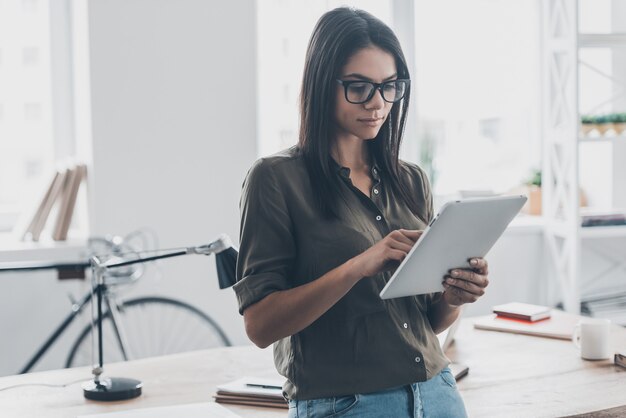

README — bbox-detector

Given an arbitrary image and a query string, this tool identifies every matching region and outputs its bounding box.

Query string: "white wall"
[85,0,258,346]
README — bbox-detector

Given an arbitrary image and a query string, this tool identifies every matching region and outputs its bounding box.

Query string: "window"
[413,0,542,201]
[256,0,392,158]
[0,0,74,233]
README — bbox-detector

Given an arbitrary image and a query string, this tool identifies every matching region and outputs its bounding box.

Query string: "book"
[18,163,87,242]
[19,170,61,241]
[27,169,69,241]
[52,164,87,240]
[449,362,469,380]
[615,351,626,369]
[213,394,288,409]
[492,302,552,322]
[473,310,580,340]
[214,377,287,410]
[580,209,626,227]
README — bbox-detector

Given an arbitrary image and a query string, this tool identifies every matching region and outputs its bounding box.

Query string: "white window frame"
[0,0,77,233]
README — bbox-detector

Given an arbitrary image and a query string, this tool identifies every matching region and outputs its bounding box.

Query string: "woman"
[234,7,489,418]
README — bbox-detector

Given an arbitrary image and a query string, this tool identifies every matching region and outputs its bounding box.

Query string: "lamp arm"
[98,234,234,270]
[101,250,189,269]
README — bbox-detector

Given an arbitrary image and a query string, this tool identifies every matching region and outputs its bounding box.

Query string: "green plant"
[525,169,541,187]
[607,113,620,123]
[615,113,626,123]
[595,114,610,124]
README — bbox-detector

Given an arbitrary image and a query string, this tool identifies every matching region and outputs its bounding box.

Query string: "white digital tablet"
[379,195,527,299]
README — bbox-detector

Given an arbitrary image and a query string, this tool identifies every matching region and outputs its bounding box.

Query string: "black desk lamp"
[82,234,237,401]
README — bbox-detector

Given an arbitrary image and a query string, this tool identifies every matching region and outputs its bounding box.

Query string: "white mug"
[572,318,611,360]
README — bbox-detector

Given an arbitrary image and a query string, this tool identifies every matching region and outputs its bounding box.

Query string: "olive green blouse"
[234,147,449,400]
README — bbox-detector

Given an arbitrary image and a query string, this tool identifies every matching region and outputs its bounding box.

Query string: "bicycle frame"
[0,261,90,374]
[19,282,130,374]
[20,286,93,374]
[0,260,135,374]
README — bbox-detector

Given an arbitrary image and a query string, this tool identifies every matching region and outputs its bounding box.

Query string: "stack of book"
[21,164,87,242]
[214,377,287,409]
[582,291,626,326]
[580,209,626,227]
[615,351,626,369]
[493,302,552,322]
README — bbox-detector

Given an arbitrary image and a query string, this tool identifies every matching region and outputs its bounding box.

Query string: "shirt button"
[415,356,421,363]
[376,215,382,221]
[373,189,379,195]
[403,323,408,329]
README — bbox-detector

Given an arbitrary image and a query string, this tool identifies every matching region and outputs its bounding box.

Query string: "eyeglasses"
[336,79,410,104]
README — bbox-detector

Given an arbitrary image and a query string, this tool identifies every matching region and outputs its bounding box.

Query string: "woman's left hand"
[442,258,489,307]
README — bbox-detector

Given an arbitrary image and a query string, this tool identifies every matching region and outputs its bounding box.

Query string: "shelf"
[0,233,88,263]
[580,225,626,239]
[546,222,626,240]
[579,135,626,143]
[543,1,626,314]
[578,33,626,48]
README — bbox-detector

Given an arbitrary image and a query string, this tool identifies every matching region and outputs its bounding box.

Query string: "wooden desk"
[452,316,626,417]
[1,317,625,418]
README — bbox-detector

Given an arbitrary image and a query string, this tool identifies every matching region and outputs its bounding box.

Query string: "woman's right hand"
[351,229,423,278]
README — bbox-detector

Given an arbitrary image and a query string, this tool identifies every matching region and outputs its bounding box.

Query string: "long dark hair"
[298,7,423,221]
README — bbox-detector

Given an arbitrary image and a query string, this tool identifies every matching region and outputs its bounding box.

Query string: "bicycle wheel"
[66,296,231,368]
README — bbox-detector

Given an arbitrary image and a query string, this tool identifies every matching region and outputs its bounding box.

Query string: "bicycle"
[0,229,233,374]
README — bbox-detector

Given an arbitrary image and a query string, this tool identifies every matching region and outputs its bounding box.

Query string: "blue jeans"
[287,367,467,418]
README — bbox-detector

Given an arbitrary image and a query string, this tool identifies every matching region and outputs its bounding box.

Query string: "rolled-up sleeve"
[234,159,295,314]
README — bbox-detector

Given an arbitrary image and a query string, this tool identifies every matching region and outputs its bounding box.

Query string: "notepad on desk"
[474,309,580,340]
[214,377,287,409]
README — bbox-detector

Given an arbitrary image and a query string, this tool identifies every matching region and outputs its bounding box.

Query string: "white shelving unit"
[579,226,626,239]
[542,0,626,314]
[578,33,626,48]
[578,135,626,143]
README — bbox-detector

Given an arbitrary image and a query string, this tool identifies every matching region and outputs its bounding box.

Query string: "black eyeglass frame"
[336,79,410,104]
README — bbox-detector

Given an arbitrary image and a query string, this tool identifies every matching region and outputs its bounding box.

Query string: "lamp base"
[83,377,143,401]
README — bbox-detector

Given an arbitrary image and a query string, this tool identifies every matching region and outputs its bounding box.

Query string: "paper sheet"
[77,402,241,418]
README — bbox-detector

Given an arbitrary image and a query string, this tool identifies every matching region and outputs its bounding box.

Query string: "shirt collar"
[330,157,381,181]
